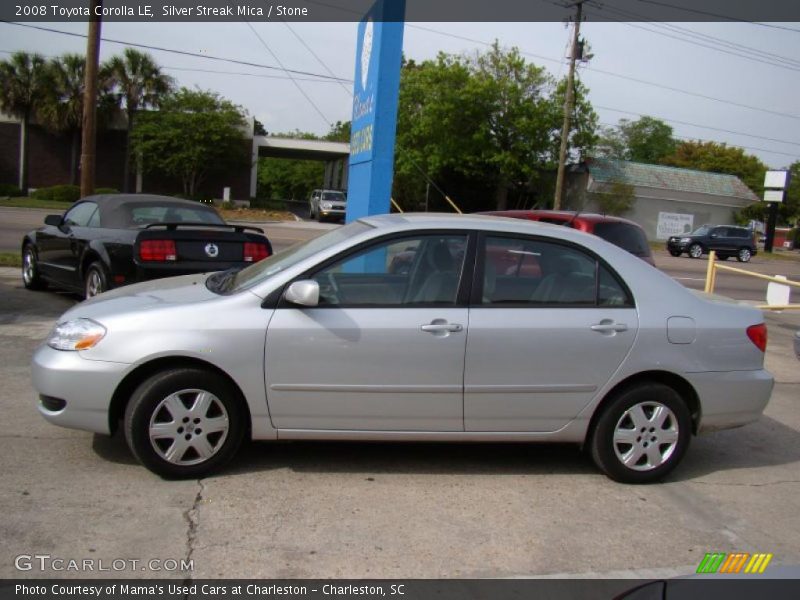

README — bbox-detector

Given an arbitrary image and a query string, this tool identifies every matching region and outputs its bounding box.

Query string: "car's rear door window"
[480,236,633,307]
[593,222,651,258]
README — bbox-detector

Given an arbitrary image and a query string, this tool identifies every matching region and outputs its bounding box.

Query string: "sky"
[3,18,800,170]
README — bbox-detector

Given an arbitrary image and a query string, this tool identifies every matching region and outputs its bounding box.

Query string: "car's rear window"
[593,222,651,257]
[111,203,225,228]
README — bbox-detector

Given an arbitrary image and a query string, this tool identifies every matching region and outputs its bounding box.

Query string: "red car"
[480,210,655,266]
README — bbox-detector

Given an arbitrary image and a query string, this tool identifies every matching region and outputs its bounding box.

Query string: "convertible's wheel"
[688,243,703,259]
[124,368,246,479]
[84,261,109,299]
[590,383,691,483]
[737,247,752,263]
[668,250,681,257]
[21,245,46,290]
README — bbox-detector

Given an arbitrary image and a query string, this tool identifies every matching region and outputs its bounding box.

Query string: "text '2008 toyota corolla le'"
[31,214,773,483]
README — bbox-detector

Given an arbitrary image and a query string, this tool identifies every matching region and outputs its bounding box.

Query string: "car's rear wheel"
[589,382,691,483]
[124,368,246,479]
[737,248,752,263]
[688,243,703,259]
[22,244,47,290]
[84,261,109,299]
[668,250,681,257]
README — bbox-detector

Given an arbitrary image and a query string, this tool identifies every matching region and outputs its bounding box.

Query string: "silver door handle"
[591,322,628,333]
[420,323,463,333]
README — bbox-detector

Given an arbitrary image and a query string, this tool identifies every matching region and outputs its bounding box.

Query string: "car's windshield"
[322,192,346,201]
[690,226,711,236]
[225,221,372,292]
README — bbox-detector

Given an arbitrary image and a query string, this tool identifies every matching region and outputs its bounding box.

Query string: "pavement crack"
[689,479,800,487]
[183,479,205,583]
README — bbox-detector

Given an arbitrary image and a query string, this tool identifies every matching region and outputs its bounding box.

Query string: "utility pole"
[553,1,583,211]
[80,0,102,199]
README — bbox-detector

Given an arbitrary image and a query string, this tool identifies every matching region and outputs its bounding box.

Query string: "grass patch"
[0,197,70,210]
[218,207,296,222]
[0,252,21,268]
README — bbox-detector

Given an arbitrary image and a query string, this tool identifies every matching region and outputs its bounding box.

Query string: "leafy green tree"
[393,44,597,211]
[325,120,351,142]
[102,49,174,191]
[132,88,249,197]
[0,51,48,192]
[258,158,324,200]
[661,140,770,222]
[595,116,676,163]
[594,181,635,216]
[38,54,86,185]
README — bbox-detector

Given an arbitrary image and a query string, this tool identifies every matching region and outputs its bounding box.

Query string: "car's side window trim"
[470,231,635,309]
[277,229,478,310]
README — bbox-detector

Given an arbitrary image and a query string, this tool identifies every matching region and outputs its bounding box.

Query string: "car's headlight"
[680,237,691,243]
[320,202,332,209]
[47,318,106,351]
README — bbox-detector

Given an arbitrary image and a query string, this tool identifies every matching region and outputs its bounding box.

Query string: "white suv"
[308,189,347,222]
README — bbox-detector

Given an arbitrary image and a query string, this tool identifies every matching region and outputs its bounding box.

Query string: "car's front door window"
[310,234,468,307]
[63,202,98,228]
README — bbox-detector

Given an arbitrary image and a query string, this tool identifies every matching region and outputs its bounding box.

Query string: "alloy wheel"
[738,248,752,262]
[22,249,35,286]
[148,389,230,466]
[689,244,703,258]
[85,269,104,298]
[612,402,680,472]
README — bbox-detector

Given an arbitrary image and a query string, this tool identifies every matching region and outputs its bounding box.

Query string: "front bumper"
[667,239,690,252]
[31,344,131,435]
[687,369,774,433]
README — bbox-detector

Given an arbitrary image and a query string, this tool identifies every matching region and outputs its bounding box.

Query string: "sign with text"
[656,212,694,240]
[764,170,789,189]
[763,190,784,203]
[345,0,405,223]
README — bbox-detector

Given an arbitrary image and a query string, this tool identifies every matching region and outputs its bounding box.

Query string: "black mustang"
[21,194,272,298]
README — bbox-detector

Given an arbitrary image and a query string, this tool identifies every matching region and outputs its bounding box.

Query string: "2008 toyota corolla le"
[31,214,774,483]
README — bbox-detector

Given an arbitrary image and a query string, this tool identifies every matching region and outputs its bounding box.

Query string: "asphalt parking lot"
[0,259,799,580]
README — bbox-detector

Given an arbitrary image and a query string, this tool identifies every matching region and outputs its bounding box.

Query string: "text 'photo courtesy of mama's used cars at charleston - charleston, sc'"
[31,214,773,483]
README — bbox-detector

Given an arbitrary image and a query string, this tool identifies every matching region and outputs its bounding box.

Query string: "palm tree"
[39,54,86,185]
[102,49,174,191]
[0,51,48,193]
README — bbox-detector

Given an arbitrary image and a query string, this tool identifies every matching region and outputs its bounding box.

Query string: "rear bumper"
[687,369,774,433]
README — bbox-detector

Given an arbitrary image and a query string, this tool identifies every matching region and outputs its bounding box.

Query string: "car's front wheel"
[688,243,703,259]
[22,244,47,290]
[124,368,246,478]
[84,261,109,299]
[589,382,691,483]
[737,247,752,263]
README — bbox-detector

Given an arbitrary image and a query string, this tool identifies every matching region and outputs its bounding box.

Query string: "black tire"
[21,244,47,290]
[668,250,681,257]
[124,368,246,479]
[84,261,109,299]
[737,247,752,263]
[688,243,703,259]
[589,382,692,484]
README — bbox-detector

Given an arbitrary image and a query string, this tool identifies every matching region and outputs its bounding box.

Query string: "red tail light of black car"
[243,242,270,262]
[139,240,177,262]
[747,323,767,352]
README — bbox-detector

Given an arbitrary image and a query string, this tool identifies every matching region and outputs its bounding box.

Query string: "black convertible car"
[21,194,272,298]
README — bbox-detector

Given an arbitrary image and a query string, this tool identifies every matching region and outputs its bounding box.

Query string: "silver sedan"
[31,214,773,483]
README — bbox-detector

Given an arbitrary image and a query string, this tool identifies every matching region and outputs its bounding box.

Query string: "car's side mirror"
[44,214,62,227]
[285,280,319,307]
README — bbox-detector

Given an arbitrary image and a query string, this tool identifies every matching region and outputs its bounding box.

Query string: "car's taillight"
[747,323,767,352]
[243,242,270,262]
[139,240,177,262]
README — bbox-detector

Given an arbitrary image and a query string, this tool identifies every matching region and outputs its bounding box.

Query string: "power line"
[162,65,345,83]
[0,20,354,83]
[597,122,799,160]
[281,19,353,95]
[244,20,332,127]
[596,105,800,148]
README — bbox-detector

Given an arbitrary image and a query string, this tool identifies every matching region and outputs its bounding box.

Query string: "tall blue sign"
[345,0,405,223]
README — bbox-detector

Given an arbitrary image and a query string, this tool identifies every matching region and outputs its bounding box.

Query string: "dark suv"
[480,210,655,266]
[667,224,757,262]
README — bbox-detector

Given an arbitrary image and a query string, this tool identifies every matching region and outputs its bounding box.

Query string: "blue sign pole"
[345,0,405,223]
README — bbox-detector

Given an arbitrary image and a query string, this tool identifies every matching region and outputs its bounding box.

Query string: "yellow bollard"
[704,251,717,293]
